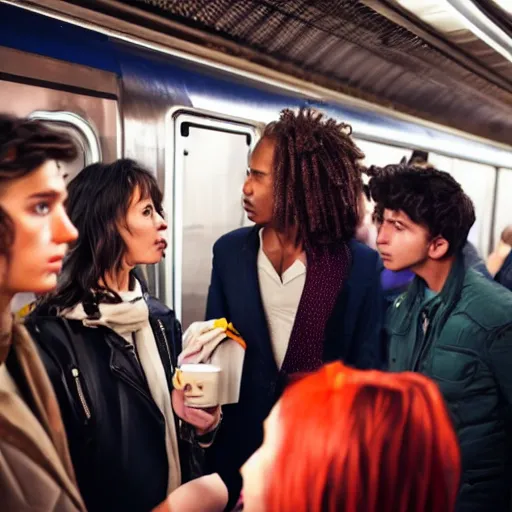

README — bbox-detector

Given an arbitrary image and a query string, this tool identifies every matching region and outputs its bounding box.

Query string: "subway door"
[166,112,257,329]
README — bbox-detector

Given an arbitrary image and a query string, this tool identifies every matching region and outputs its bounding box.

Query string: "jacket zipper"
[422,311,430,335]
[156,319,174,375]
[413,306,438,371]
[154,319,181,435]
[71,367,91,420]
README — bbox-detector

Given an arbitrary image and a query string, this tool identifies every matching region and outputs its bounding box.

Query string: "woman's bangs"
[133,171,163,214]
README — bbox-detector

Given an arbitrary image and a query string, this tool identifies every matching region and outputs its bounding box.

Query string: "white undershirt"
[257,228,306,369]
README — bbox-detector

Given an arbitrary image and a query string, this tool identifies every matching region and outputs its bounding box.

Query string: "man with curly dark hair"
[205,108,386,508]
[368,163,512,512]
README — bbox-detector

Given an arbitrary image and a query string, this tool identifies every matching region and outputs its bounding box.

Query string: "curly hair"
[263,108,364,251]
[366,164,475,256]
[0,114,77,257]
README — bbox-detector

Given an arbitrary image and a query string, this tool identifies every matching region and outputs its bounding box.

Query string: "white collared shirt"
[257,228,306,369]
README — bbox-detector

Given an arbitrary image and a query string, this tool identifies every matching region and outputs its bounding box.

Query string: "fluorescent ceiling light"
[445,0,512,63]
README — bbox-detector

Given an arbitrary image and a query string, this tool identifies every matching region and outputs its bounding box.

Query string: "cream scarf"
[63,282,181,493]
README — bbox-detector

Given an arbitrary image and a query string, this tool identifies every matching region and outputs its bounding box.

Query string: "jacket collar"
[242,224,263,253]
[240,225,278,375]
[403,252,466,315]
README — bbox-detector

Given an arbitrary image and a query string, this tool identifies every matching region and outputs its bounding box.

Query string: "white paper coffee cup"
[173,363,222,408]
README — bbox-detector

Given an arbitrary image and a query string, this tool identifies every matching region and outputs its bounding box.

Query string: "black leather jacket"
[25,289,201,512]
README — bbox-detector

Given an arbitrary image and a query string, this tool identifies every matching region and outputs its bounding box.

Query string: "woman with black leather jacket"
[26,159,223,512]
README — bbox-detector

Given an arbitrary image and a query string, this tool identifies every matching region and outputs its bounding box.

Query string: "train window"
[168,112,257,327]
[492,168,512,250]
[28,111,102,183]
[354,139,412,167]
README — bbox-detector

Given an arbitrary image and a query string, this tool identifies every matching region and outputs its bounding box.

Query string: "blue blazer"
[205,226,385,506]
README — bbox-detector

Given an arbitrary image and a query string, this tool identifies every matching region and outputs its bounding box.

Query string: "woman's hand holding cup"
[171,388,221,434]
[172,363,222,435]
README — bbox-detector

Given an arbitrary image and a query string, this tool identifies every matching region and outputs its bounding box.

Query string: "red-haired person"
[240,362,461,512]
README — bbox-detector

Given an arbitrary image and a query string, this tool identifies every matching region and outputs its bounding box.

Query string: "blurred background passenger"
[355,184,377,250]
[487,225,512,291]
[240,362,461,512]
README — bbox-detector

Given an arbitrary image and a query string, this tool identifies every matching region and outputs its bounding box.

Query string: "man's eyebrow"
[383,216,408,227]
[249,167,269,175]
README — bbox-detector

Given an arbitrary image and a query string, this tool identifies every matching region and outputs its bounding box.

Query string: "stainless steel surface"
[118,44,193,299]
[0,45,119,98]
[29,110,103,165]
[66,0,512,145]
[170,112,256,326]
[8,0,512,154]
[0,80,118,165]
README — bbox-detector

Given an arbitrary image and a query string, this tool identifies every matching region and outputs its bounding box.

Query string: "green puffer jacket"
[387,255,512,512]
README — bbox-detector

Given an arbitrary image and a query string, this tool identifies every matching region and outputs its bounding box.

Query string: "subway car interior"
[1,0,511,328]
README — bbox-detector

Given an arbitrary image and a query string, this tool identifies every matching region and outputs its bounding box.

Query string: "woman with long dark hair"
[241,362,461,512]
[27,159,222,512]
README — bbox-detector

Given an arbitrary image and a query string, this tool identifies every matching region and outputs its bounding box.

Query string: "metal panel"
[354,138,412,167]
[78,0,512,145]
[168,112,256,327]
[0,46,119,98]
[0,80,119,163]
[28,111,103,183]
[118,43,195,298]
[6,0,512,167]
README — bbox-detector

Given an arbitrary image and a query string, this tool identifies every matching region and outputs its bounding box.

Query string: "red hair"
[266,362,460,512]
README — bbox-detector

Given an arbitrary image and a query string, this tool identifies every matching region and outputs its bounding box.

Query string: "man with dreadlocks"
[369,163,512,512]
[204,108,385,508]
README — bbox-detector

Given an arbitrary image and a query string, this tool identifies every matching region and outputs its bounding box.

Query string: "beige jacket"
[0,319,86,512]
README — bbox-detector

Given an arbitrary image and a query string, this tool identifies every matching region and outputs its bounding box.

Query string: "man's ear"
[428,236,450,260]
